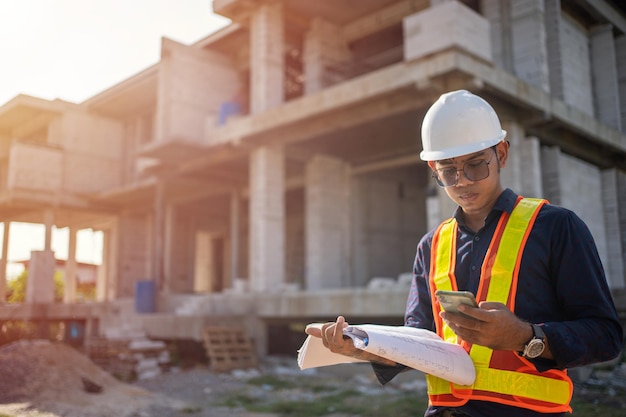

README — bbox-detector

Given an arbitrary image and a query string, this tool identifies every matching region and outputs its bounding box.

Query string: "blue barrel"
[135,280,156,313]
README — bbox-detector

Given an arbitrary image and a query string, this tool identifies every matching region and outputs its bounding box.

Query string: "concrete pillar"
[305,155,350,290]
[519,136,543,197]
[250,2,284,114]
[153,182,165,291]
[511,0,550,92]
[427,187,458,230]
[303,18,351,94]
[109,223,119,301]
[64,227,78,303]
[500,121,543,197]
[617,35,626,133]
[591,24,622,131]
[602,169,625,289]
[96,231,109,302]
[0,222,9,302]
[43,209,54,251]
[26,249,55,304]
[481,0,513,71]
[618,171,626,285]
[98,222,119,301]
[500,121,523,193]
[230,190,241,284]
[162,204,175,294]
[544,0,563,99]
[249,146,285,292]
[540,146,562,205]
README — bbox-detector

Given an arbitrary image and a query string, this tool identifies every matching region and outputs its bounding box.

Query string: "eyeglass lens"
[434,159,491,187]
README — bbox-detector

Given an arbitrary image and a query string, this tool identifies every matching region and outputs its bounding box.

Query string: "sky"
[0,0,230,273]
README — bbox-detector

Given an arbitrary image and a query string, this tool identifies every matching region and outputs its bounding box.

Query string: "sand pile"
[0,339,171,417]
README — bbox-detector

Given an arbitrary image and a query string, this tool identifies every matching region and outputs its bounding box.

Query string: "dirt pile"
[0,339,169,417]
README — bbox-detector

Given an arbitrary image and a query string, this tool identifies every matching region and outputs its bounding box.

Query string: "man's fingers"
[332,316,346,341]
[305,324,322,337]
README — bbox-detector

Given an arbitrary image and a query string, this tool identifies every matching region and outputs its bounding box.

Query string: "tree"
[7,270,64,303]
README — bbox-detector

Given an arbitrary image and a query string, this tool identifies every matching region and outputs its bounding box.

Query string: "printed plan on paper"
[298,324,476,386]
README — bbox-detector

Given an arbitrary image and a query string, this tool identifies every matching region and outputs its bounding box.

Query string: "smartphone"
[435,290,478,313]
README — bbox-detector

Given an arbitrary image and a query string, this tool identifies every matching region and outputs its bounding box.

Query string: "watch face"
[526,339,545,358]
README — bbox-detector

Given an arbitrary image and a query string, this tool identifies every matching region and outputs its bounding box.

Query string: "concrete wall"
[303,18,352,94]
[50,110,124,193]
[117,214,150,297]
[6,109,122,194]
[591,24,622,131]
[156,38,240,145]
[602,169,626,289]
[541,147,612,286]
[482,0,512,71]
[351,173,425,287]
[511,0,549,91]
[7,143,63,191]
[617,35,626,133]
[168,208,195,293]
[560,13,594,115]
[404,1,492,63]
[123,113,158,184]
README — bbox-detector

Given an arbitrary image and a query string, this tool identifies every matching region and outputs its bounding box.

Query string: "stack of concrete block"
[85,337,171,381]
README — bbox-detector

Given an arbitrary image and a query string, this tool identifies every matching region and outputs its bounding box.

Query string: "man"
[306,90,624,416]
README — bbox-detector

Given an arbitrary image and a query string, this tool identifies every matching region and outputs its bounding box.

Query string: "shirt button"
[471,265,477,271]
[474,236,480,241]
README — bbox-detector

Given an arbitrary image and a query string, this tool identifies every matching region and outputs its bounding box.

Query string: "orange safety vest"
[426,197,573,413]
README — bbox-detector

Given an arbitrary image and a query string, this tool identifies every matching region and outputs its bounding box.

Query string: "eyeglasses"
[432,151,496,188]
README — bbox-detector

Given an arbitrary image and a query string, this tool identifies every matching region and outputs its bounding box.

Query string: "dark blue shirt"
[374,189,623,417]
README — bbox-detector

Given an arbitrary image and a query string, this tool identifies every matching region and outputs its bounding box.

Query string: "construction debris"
[84,337,171,381]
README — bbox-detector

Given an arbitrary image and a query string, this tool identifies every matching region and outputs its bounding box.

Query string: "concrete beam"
[342,0,429,43]
[584,0,626,35]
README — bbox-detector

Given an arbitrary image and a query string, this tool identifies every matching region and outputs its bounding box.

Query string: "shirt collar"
[453,188,519,228]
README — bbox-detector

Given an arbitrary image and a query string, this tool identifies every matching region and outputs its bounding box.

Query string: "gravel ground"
[0,340,425,417]
[1,340,624,417]
[132,356,419,417]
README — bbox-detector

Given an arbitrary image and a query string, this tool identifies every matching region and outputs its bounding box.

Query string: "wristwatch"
[521,324,546,359]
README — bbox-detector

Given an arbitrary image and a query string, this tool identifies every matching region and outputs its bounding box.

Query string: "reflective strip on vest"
[426,197,573,412]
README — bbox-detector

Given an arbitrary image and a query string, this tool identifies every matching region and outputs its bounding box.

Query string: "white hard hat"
[420,90,506,161]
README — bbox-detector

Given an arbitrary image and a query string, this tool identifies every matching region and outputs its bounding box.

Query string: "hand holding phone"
[435,290,478,313]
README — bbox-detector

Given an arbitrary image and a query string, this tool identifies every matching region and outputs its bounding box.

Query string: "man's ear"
[497,141,509,167]
[427,161,436,170]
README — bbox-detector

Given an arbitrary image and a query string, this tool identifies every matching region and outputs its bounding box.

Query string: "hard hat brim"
[419,131,506,161]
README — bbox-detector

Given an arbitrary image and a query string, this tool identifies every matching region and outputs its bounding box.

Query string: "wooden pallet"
[202,326,257,372]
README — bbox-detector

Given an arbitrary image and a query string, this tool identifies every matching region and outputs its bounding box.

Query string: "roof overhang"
[0,95,72,136]
[82,64,159,119]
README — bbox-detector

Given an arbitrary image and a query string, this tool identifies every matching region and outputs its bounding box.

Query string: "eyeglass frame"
[431,148,497,188]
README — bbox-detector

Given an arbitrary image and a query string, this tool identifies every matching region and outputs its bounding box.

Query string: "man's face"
[429,143,507,216]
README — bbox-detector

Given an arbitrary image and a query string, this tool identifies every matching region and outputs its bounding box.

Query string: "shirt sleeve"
[537,208,623,370]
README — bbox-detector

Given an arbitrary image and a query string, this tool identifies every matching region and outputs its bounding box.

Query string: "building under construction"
[0,0,625,358]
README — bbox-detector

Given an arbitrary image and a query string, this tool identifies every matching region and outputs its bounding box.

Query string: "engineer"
[306,90,624,417]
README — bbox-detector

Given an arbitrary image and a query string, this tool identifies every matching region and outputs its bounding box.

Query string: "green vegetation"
[5,269,95,303]
[215,374,626,417]
[6,270,64,303]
